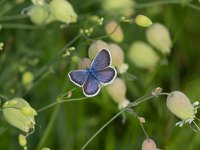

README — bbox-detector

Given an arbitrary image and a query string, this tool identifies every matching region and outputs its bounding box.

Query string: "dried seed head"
[135,15,152,27]
[166,91,195,121]
[2,98,37,133]
[146,23,172,55]
[78,58,91,69]
[109,43,124,68]
[88,40,110,59]
[105,21,124,43]
[49,0,78,24]
[107,78,127,104]
[128,41,159,69]
[142,139,157,150]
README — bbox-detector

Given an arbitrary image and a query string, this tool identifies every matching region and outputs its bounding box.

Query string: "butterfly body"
[68,49,117,97]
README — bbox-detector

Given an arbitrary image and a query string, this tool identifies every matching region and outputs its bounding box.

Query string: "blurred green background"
[1,0,200,149]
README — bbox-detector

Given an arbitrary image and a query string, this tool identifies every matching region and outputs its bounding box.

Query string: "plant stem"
[0,14,28,21]
[37,97,88,113]
[0,23,41,29]
[80,108,127,150]
[35,104,60,150]
[81,92,169,149]
[134,0,183,9]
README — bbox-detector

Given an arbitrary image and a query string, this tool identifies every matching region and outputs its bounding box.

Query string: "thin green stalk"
[186,3,200,11]
[0,23,41,29]
[0,14,28,21]
[81,92,169,149]
[37,97,88,113]
[134,0,182,9]
[35,104,60,150]
[80,108,127,150]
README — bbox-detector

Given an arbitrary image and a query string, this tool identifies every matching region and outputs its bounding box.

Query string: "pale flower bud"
[146,23,172,55]
[0,42,3,50]
[18,134,27,146]
[142,139,157,150]
[49,0,78,24]
[166,91,195,121]
[128,41,159,69]
[21,106,37,116]
[105,21,124,43]
[135,15,152,27]
[3,98,37,132]
[109,43,124,68]
[107,78,127,104]
[31,0,45,5]
[22,71,34,88]
[78,58,91,69]
[88,40,110,59]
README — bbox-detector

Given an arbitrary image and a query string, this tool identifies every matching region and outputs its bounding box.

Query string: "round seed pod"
[128,41,159,69]
[29,4,55,25]
[78,58,91,69]
[49,0,78,24]
[2,98,37,132]
[109,43,124,68]
[105,21,124,43]
[166,91,195,120]
[107,78,127,104]
[102,0,135,17]
[88,40,110,59]
[135,15,152,27]
[142,139,157,150]
[146,23,172,55]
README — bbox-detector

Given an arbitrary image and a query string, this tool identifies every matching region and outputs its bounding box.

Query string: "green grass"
[1,0,200,149]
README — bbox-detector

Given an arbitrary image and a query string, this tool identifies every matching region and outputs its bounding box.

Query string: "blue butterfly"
[68,49,117,97]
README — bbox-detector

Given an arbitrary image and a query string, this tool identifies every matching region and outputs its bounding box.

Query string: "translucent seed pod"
[78,58,91,69]
[128,41,159,69]
[107,78,130,109]
[135,15,152,28]
[118,99,130,109]
[102,0,135,17]
[146,23,172,55]
[109,43,124,68]
[105,21,124,43]
[29,4,55,25]
[88,40,110,59]
[166,91,195,121]
[49,0,78,24]
[2,98,37,132]
[142,139,157,150]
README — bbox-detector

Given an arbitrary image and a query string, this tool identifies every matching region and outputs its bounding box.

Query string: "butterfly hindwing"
[95,67,117,84]
[83,76,100,97]
[68,70,88,87]
[91,49,111,71]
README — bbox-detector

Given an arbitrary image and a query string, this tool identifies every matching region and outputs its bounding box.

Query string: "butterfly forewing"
[91,49,111,71]
[68,70,88,87]
[95,67,117,84]
[83,76,100,97]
